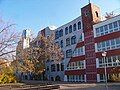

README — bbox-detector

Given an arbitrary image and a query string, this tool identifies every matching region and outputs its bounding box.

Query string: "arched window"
[95,11,99,17]
[66,49,72,58]
[69,25,72,33]
[71,35,76,44]
[66,38,70,46]
[60,40,63,48]
[65,27,68,35]
[78,21,81,30]
[59,29,63,37]
[55,31,59,39]
[73,23,76,31]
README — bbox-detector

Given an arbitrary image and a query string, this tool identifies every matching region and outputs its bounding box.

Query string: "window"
[118,20,120,27]
[107,57,112,66]
[95,11,99,17]
[78,61,84,69]
[55,31,59,39]
[65,27,68,35]
[66,38,70,46]
[96,28,100,36]
[66,49,72,58]
[67,60,85,70]
[106,40,110,50]
[59,29,63,37]
[106,40,110,46]
[111,39,115,46]
[100,26,104,35]
[109,23,113,32]
[79,33,83,42]
[99,74,105,81]
[57,64,60,71]
[69,25,72,33]
[85,10,90,17]
[60,40,63,48]
[78,21,81,30]
[113,21,118,28]
[73,23,76,31]
[104,25,108,34]
[116,38,120,45]
[51,64,56,72]
[46,66,49,71]
[78,47,83,56]
[73,49,77,57]
[109,23,113,29]
[71,35,76,45]
[61,63,64,71]
[102,41,105,47]
[97,43,101,49]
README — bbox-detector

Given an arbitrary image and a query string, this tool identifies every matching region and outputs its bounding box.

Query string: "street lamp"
[102,51,108,90]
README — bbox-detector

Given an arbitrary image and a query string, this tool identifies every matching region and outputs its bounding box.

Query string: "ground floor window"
[98,73,120,82]
[67,75,85,82]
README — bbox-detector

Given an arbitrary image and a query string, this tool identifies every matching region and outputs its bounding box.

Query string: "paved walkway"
[59,83,120,90]
[0,81,120,90]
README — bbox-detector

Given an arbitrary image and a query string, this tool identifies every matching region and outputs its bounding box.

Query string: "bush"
[0,66,18,84]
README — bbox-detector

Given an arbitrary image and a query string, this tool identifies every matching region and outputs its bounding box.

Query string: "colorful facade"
[19,3,120,82]
[41,3,120,82]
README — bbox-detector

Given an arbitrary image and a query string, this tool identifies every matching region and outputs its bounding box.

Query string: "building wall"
[37,3,120,82]
[44,16,83,81]
[64,4,120,82]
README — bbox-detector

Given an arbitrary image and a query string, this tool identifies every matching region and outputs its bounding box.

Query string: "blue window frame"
[69,25,72,33]
[78,21,81,30]
[71,35,76,44]
[73,23,76,31]
[65,27,68,35]
[59,29,63,37]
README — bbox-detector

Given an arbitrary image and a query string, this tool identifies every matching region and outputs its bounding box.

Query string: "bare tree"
[0,18,19,60]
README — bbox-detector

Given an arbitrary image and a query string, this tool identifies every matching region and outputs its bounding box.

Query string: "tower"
[81,3,101,82]
[22,29,31,49]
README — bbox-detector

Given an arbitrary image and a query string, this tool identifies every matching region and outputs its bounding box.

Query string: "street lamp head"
[102,51,107,57]
[116,59,119,63]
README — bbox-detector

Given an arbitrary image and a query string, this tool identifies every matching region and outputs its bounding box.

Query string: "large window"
[78,21,81,30]
[97,37,120,52]
[71,35,76,45]
[67,60,85,70]
[73,47,84,57]
[97,55,120,68]
[95,20,120,37]
[67,75,85,82]
[65,27,68,35]
[69,25,72,33]
[66,38,70,46]
[66,49,72,58]
[73,23,76,31]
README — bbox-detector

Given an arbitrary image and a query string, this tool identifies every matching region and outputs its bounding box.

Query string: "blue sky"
[0,0,120,36]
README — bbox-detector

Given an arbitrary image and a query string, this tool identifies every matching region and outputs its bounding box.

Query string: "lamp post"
[102,51,108,90]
